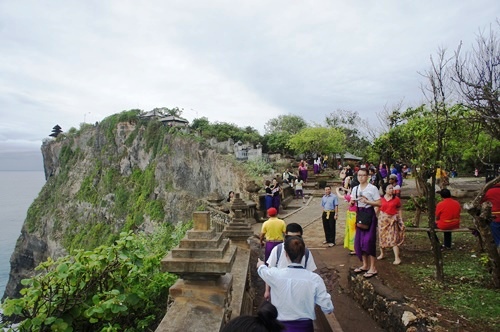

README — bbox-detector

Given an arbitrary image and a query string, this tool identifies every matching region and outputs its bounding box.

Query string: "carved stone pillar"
[157,212,237,332]
[223,193,254,243]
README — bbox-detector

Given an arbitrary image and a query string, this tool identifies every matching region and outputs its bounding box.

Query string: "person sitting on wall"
[282,168,296,184]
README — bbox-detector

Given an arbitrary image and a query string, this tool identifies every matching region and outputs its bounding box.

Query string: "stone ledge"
[156,296,226,332]
[349,271,430,332]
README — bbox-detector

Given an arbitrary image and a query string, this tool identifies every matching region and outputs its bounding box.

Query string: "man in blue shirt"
[321,185,339,247]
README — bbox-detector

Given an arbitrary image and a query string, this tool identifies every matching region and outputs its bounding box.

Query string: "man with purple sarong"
[260,207,286,263]
[257,236,334,332]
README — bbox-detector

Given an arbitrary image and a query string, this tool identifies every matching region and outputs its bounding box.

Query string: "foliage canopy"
[288,126,345,155]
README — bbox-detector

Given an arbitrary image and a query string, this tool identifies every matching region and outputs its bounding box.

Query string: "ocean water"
[0,171,45,300]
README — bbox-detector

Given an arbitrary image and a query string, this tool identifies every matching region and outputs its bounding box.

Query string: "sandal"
[363,271,378,278]
[354,267,368,274]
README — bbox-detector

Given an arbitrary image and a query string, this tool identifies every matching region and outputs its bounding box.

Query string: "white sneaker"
[322,241,328,244]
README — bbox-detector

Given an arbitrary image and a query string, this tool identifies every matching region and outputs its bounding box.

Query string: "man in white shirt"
[264,223,317,301]
[257,236,334,331]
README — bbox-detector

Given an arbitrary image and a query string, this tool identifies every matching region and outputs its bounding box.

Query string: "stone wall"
[349,272,430,332]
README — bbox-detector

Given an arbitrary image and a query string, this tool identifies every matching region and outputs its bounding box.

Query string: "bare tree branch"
[453,24,500,139]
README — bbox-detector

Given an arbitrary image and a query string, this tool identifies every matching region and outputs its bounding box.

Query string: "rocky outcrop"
[4,113,250,299]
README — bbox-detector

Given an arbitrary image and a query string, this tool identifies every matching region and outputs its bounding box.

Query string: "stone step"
[303,182,317,189]
[179,234,224,249]
[172,240,230,259]
[186,228,217,240]
[161,245,237,275]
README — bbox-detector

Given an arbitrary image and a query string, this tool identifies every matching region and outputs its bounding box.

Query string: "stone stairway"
[283,167,343,207]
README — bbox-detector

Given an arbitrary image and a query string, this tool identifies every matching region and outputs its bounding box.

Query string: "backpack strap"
[275,243,283,267]
[304,248,310,268]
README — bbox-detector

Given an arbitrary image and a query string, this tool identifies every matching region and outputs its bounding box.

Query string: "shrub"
[1,222,191,331]
[243,160,274,178]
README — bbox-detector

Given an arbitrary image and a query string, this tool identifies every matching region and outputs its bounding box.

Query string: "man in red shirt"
[435,189,461,248]
[482,181,500,248]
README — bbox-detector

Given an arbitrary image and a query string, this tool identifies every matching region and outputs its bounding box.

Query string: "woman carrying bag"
[351,168,381,278]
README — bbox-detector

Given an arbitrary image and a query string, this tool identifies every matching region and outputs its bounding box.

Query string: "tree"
[453,22,500,288]
[288,126,345,156]
[264,114,308,135]
[151,107,184,117]
[417,48,458,282]
[325,109,370,159]
[190,117,210,133]
[373,49,458,282]
[373,101,406,164]
[454,23,500,139]
[263,131,292,154]
[190,117,262,145]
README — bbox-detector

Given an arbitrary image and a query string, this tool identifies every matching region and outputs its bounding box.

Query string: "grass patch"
[400,225,500,330]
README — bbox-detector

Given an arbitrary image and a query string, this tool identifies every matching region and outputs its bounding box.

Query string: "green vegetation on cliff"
[1,222,191,331]
[26,110,190,253]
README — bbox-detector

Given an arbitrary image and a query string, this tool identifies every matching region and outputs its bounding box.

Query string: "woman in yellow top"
[260,207,286,263]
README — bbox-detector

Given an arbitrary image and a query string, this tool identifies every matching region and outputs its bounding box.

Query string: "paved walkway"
[252,195,382,332]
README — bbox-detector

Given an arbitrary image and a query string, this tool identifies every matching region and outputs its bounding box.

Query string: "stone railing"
[205,206,232,232]
[156,211,254,332]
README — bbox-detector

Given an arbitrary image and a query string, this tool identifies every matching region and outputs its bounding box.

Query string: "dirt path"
[253,196,383,332]
[251,176,485,331]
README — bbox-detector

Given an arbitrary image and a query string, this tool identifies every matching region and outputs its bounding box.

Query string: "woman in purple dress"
[298,161,308,183]
[379,163,388,182]
[351,168,381,279]
[271,179,281,213]
[264,180,273,210]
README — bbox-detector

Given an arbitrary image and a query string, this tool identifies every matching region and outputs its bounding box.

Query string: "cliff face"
[4,113,249,299]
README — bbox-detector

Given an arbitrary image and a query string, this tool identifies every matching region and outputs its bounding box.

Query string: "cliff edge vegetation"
[4,109,249,300]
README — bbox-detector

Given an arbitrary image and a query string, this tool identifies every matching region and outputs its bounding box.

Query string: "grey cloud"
[0,0,499,170]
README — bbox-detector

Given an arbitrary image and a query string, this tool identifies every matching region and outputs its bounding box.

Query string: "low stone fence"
[205,206,232,232]
[349,272,430,332]
[156,211,254,332]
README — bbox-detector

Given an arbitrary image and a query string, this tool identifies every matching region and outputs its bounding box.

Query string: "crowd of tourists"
[222,160,500,332]
[252,209,333,332]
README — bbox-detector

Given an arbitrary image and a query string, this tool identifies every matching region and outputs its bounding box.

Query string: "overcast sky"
[1,1,498,171]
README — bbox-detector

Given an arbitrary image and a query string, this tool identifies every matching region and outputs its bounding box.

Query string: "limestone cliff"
[4,111,249,299]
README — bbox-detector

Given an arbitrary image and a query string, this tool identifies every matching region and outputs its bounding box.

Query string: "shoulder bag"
[356,187,372,230]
